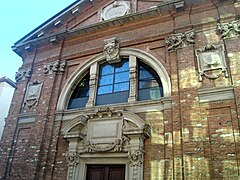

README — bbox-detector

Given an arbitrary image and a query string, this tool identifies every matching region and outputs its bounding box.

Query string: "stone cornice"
[55,96,172,121]
[12,0,192,56]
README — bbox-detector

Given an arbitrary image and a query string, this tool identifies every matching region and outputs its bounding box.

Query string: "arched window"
[138,61,163,101]
[96,59,130,105]
[68,73,90,109]
[66,55,166,109]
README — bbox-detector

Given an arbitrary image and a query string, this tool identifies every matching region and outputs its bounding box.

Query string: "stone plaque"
[195,44,228,81]
[24,80,42,107]
[88,119,122,143]
[101,1,130,21]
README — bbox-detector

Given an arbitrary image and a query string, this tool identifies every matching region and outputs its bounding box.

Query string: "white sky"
[0,1,75,81]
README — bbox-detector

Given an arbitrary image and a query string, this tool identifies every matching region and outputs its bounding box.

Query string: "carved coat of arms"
[103,37,121,64]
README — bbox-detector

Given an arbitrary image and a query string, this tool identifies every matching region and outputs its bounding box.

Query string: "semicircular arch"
[57,48,171,111]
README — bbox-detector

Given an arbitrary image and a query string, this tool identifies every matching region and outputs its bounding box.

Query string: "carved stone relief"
[62,110,149,180]
[82,135,130,153]
[15,67,32,82]
[23,80,42,107]
[103,37,121,64]
[217,20,240,39]
[65,151,80,179]
[128,150,144,167]
[165,29,195,51]
[101,1,130,21]
[43,60,66,74]
[195,44,229,81]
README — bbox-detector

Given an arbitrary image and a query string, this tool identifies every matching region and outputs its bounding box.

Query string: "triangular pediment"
[13,0,178,55]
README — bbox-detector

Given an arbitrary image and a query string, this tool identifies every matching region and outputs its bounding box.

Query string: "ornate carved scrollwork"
[87,107,123,119]
[217,20,240,39]
[82,135,130,153]
[128,150,144,167]
[43,60,66,74]
[195,44,228,81]
[165,29,195,51]
[65,151,80,178]
[15,68,32,82]
[103,37,121,64]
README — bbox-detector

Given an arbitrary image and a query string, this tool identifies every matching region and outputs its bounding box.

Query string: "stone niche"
[61,108,150,180]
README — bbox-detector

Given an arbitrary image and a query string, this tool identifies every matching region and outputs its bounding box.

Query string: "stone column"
[86,62,98,107]
[128,55,137,103]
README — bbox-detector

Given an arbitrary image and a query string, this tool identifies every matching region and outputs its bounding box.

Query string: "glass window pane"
[115,60,129,72]
[114,82,129,92]
[99,75,114,85]
[76,88,89,97]
[139,69,153,79]
[101,64,114,75]
[98,85,113,95]
[139,79,159,89]
[138,87,161,101]
[115,72,129,83]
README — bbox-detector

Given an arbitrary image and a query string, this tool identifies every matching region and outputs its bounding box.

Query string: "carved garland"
[217,20,240,39]
[15,68,32,82]
[43,60,66,74]
[165,29,195,51]
[82,135,130,153]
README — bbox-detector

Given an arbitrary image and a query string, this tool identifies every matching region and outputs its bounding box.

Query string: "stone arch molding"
[62,109,150,180]
[57,48,171,110]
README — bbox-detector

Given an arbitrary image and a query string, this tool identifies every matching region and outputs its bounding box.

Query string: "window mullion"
[86,62,98,107]
[128,55,137,103]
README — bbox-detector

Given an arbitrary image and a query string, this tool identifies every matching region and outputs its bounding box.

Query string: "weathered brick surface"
[1,0,240,179]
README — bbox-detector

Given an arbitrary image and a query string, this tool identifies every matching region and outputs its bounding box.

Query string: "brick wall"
[1,0,240,179]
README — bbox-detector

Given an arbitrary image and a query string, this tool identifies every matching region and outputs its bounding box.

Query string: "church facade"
[1,0,240,179]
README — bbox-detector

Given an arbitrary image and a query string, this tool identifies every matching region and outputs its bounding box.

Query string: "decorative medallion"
[217,20,240,39]
[165,29,195,51]
[103,37,121,64]
[23,80,42,107]
[15,68,32,82]
[195,44,229,81]
[101,1,130,21]
[43,60,66,74]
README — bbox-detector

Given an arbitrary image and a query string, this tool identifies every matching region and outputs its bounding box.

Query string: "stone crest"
[23,80,42,107]
[217,20,240,39]
[103,37,121,64]
[43,60,66,74]
[15,68,32,82]
[101,1,130,21]
[195,44,229,81]
[166,29,195,51]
